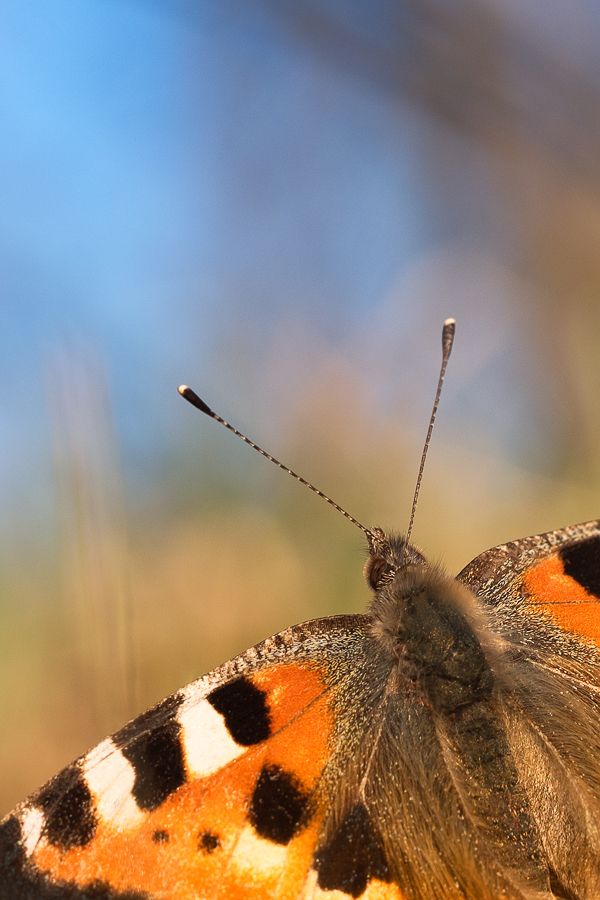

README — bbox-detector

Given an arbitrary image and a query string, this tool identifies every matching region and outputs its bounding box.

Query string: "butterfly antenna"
[405,318,455,546]
[178,385,372,541]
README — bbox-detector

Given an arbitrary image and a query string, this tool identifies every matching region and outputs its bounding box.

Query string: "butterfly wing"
[458,518,600,646]
[458,519,600,897]
[7,520,600,900]
[1,614,405,900]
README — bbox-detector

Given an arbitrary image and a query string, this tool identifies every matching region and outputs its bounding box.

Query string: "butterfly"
[3,321,600,899]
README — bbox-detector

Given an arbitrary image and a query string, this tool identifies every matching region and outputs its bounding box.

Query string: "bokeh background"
[3,0,600,815]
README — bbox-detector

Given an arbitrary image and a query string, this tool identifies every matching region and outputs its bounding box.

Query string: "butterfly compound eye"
[365,556,393,591]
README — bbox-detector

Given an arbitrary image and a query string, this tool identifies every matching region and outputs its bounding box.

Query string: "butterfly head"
[364,527,427,590]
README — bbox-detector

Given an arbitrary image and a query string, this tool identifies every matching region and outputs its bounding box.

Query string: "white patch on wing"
[178,697,245,777]
[83,738,144,828]
[19,806,45,857]
[232,825,288,874]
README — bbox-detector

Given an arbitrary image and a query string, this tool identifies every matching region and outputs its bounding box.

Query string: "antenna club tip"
[178,385,214,416]
[442,318,456,354]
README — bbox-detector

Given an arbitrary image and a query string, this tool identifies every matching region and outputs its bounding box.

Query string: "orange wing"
[1,615,403,900]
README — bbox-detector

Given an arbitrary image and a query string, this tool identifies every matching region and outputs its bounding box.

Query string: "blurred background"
[3,0,600,815]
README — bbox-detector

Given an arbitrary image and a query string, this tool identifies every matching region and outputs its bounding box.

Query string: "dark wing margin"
[457,519,600,602]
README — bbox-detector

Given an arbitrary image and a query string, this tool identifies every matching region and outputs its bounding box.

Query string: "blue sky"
[0,0,437,516]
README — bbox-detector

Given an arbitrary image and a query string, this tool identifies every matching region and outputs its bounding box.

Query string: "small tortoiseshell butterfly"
[3,321,600,899]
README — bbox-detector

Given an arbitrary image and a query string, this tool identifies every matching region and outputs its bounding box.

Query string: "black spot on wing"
[248,764,311,845]
[0,813,147,899]
[0,816,28,891]
[152,829,169,843]
[207,676,271,746]
[314,803,391,899]
[37,764,97,850]
[120,719,186,812]
[199,830,221,853]
[561,536,600,598]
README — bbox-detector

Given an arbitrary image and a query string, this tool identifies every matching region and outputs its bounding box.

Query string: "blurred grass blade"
[46,345,136,735]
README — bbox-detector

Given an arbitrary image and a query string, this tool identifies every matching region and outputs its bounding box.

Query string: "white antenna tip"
[177,385,189,396]
[443,318,455,327]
